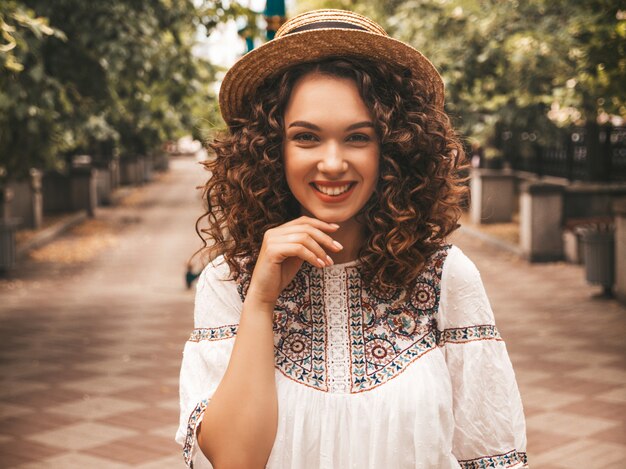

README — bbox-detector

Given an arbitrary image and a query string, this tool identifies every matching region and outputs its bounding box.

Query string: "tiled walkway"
[0,157,624,468]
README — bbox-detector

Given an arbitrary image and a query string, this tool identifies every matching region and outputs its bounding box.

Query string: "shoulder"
[440,245,481,283]
[193,254,243,328]
[437,245,495,328]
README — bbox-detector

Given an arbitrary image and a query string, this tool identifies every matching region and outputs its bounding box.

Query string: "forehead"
[284,72,372,122]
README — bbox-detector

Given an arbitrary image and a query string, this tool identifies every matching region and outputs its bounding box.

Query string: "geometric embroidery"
[458,449,528,468]
[236,244,458,394]
[183,399,209,468]
[438,324,502,345]
[189,325,238,342]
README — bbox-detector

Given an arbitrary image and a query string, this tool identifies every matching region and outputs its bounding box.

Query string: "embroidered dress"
[176,245,529,468]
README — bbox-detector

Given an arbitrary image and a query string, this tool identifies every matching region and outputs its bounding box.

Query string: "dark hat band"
[285,21,368,35]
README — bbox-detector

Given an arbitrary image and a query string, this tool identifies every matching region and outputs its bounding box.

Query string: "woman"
[177,9,528,469]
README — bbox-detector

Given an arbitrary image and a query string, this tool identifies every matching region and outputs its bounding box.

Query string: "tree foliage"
[300,0,626,146]
[0,0,258,181]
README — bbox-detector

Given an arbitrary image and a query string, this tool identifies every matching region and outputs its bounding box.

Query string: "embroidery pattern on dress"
[189,326,238,342]
[183,399,209,468]
[273,267,329,391]
[458,449,528,469]
[439,324,502,344]
[235,245,452,394]
[349,246,450,392]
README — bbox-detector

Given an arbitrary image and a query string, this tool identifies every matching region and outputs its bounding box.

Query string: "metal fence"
[500,125,626,182]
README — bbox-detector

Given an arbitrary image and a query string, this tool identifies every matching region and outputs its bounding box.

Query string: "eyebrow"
[287,120,375,131]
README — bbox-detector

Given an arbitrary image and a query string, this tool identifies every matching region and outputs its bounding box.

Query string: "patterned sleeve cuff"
[183,399,210,469]
[458,449,528,468]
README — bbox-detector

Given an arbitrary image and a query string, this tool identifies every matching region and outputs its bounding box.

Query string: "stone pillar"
[30,169,43,229]
[0,188,18,272]
[520,182,564,262]
[470,168,517,224]
[613,198,626,304]
[70,167,97,217]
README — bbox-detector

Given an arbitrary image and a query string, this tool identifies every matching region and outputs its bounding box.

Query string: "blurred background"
[0,1,625,468]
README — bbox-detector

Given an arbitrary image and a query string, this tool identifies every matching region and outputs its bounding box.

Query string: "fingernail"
[330,223,340,228]
[317,258,326,268]
[333,240,343,250]
[326,255,334,265]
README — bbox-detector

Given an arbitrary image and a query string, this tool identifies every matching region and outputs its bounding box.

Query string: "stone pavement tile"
[72,356,157,375]
[0,438,65,467]
[556,397,626,421]
[596,385,626,404]
[2,385,85,410]
[46,395,146,420]
[526,428,578,456]
[566,365,626,385]
[11,452,132,469]
[134,453,183,469]
[517,386,585,411]
[59,375,151,395]
[0,402,33,419]
[590,425,626,451]
[0,411,81,436]
[526,410,620,439]
[83,433,179,465]
[530,438,626,468]
[26,421,137,451]
[97,406,179,432]
[109,383,179,405]
[530,375,623,396]
[0,380,49,399]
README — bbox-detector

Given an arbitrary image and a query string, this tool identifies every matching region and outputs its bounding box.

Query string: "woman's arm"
[196,216,341,468]
[197,297,277,469]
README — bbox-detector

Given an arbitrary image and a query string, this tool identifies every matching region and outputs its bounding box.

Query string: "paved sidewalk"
[0,157,624,468]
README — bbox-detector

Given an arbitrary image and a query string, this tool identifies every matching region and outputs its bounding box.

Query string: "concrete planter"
[613,198,626,304]
[120,157,143,185]
[0,218,19,273]
[1,169,43,229]
[470,168,517,224]
[520,182,564,262]
[579,227,615,296]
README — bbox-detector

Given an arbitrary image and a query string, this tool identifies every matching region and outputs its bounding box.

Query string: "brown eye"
[293,133,318,142]
[347,134,370,143]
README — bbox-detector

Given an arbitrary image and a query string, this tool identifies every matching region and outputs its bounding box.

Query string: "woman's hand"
[246,216,343,307]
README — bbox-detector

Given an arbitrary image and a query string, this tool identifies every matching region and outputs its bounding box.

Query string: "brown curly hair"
[195,56,468,291]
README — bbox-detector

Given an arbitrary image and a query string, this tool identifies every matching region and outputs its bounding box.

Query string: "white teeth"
[314,183,351,196]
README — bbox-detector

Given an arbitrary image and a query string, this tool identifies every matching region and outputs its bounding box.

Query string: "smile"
[312,182,354,196]
[310,182,357,203]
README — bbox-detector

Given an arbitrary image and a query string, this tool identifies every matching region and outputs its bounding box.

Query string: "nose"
[317,142,349,174]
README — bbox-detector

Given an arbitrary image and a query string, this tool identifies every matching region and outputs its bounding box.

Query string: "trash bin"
[578,223,615,296]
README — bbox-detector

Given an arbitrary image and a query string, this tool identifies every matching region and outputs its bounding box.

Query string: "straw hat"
[219,9,444,125]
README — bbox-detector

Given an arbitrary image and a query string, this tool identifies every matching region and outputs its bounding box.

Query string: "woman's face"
[282,72,380,225]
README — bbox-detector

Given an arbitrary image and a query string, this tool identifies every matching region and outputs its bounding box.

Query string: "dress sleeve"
[175,256,242,469]
[436,246,529,469]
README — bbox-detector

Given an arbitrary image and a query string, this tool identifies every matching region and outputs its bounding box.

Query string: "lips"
[310,181,357,203]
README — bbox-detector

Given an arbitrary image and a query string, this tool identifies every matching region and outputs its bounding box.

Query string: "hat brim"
[219,28,444,125]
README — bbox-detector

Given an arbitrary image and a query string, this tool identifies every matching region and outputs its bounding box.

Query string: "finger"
[273,232,334,265]
[280,243,327,268]
[276,225,343,252]
[283,216,340,232]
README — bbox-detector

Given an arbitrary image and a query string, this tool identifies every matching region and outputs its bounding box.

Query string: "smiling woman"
[177,9,529,469]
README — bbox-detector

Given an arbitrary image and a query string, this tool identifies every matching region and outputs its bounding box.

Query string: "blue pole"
[264,0,286,40]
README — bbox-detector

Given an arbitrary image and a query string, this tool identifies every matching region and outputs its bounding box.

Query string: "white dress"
[176,244,529,469]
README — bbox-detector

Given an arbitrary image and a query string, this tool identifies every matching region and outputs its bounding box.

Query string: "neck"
[327,217,366,264]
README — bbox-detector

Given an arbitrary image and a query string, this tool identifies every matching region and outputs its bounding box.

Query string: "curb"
[16,211,88,259]
[458,224,523,256]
